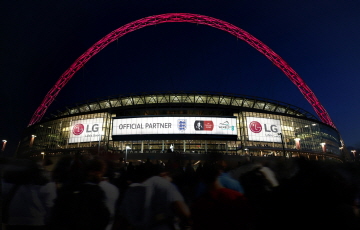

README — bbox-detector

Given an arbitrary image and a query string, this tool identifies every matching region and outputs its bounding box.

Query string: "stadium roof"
[45,91,319,121]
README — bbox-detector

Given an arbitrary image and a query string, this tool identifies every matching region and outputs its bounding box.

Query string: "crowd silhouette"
[2,154,360,230]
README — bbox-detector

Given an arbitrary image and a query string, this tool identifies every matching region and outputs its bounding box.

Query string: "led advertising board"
[68,118,104,143]
[112,116,237,136]
[246,117,282,142]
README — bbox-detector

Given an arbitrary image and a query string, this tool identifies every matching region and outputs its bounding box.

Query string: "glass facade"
[18,92,343,161]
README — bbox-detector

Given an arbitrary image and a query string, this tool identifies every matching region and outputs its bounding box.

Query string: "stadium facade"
[17,92,345,162]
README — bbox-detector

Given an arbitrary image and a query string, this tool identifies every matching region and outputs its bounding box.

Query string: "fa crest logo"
[178,119,187,132]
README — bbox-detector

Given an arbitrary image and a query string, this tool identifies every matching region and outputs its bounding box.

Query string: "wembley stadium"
[13,13,352,164]
[17,91,346,163]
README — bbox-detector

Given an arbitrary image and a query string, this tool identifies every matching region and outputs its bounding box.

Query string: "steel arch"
[28,13,336,129]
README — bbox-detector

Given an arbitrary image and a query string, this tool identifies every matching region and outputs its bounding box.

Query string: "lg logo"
[249,121,278,133]
[72,124,84,135]
[72,123,99,135]
[249,121,262,133]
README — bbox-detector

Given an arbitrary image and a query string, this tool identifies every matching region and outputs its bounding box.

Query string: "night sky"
[1,0,360,156]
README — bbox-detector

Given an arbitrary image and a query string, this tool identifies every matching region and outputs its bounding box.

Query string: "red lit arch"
[28,13,336,129]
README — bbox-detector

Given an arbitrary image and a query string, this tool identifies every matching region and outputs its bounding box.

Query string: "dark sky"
[1,0,360,156]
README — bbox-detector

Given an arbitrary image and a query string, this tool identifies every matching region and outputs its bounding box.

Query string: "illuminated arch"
[28,13,336,129]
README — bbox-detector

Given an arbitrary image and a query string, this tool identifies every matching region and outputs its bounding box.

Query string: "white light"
[125,146,131,163]
[351,150,356,158]
[294,138,300,141]
[2,140,7,143]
